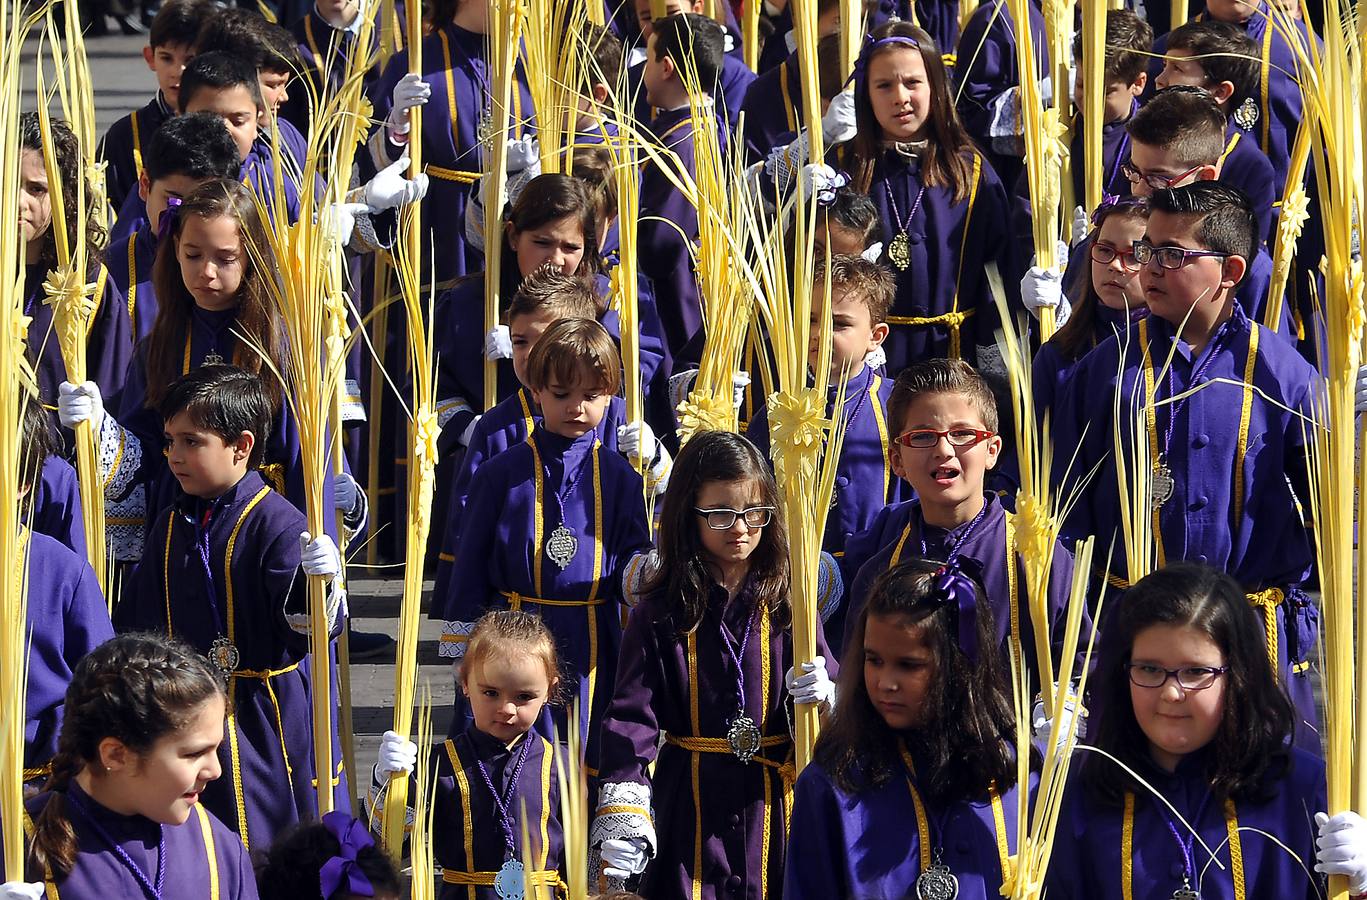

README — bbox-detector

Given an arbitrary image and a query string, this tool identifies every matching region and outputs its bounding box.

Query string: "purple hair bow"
[318,811,375,900]
[155,195,183,245]
[933,561,979,663]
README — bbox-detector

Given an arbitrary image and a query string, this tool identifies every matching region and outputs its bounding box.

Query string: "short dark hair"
[1166,20,1260,111]
[1150,181,1257,276]
[651,13,725,96]
[178,51,265,113]
[1126,85,1227,167]
[196,7,299,75]
[815,188,880,251]
[582,22,624,92]
[1073,8,1152,85]
[506,268,601,323]
[143,112,242,185]
[149,0,213,49]
[888,358,999,436]
[158,364,273,468]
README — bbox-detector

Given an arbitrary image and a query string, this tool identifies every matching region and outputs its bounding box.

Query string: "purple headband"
[318,812,376,900]
[848,34,923,93]
[156,196,183,245]
[932,561,979,663]
[1091,194,1147,226]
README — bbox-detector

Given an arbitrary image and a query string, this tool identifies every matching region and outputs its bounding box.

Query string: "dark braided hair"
[29,633,225,879]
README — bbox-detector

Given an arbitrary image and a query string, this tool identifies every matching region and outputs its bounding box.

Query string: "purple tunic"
[597,581,836,900]
[32,455,88,557]
[25,263,132,406]
[24,530,112,773]
[429,725,564,900]
[785,755,1026,899]
[104,222,158,342]
[97,93,174,215]
[1219,121,1278,247]
[282,7,382,140]
[1032,304,1143,421]
[23,782,258,900]
[117,470,348,852]
[739,52,803,164]
[1046,747,1326,900]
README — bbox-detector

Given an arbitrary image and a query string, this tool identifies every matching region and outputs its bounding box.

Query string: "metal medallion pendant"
[1151,463,1175,509]
[726,712,762,764]
[545,525,578,570]
[888,231,912,270]
[209,636,240,675]
[202,349,225,367]
[1233,96,1259,131]
[477,109,494,148]
[493,858,525,900]
[1172,886,1200,900]
[915,863,959,900]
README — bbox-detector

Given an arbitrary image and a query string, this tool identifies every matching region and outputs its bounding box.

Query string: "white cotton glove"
[799,163,841,202]
[601,836,650,880]
[484,325,513,360]
[300,531,342,579]
[1315,811,1367,893]
[616,420,657,465]
[1070,204,1090,247]
[363,154,429,211]
[505,135,540,173]
[1021,266,1071,327]
[821,88,858,144]
[0,884,46,900]
[1031,688,1087,752]
[731,371,751,411]
[1354,366,1367,413]
[57,380,106,431]
[458,414,482,448]
[334,472,361,516]
[785,655,835,706]
[326,202,368,249]
[376,729,419,779]
[385,72,430,138]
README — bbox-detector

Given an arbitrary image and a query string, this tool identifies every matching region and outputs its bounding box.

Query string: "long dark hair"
[644,431,791,633]
[1083,563,1294,807]
[816,560,1019,804]
[845,22,977,202]
[29,634,225,879]
[1051,198,1148,363]
[19,112,107,270]
[147,178,284,411]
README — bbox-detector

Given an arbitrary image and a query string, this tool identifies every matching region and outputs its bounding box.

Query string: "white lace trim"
[98,416,141,499]
[667,369,699,423]
[341,378,367,423]
[438,620,476,659]
[436,396,472,428]
[591,781,656,855]
[816,550,845,624]
[620,550,659,609]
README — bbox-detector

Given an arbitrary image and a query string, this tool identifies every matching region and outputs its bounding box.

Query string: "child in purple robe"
[116,365,347,851]
[96,0,210,214]
[18,113,132,408]
[255,812,402,900]
[15,633,257,899]
[1045,564,1335,899]
[787,560,1029,898]
[738,14,843,164]
[1054,183,1322,749]
[282,0,383,142]
[375,610,566,898]
[106,112,243,342]
[436,319,654,766]
[591,430,837,899]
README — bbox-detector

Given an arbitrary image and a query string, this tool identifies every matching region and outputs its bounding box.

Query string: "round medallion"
[493,857,525,900]
[209,637,240,675]
[726,713,762,764]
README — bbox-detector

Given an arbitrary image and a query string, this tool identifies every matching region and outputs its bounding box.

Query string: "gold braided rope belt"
[663,733,797,811]
[884,309,975,358]
[442,868,564,889]
[500,590,606,608]
[426,165,482,184]
[23,763,52,783]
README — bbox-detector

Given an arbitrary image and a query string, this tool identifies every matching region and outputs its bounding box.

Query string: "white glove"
[600,836,650,879]
[376,729,419,779]
[385,72,430,137]
[1315,811,1367,893]
[363,154,429,211]
[334,472,361,516]
[57,380,105,431]
[300,531,342,579]
[1020,266,1071,327]
[799,163,843,203]
[616,420,656,465]
[458,414,481,448]
[326,202,367,249]
[505,135,540,173]
[1354,366,1367,414]
[821,88,858,144]
[1031,689,1087,752]
[0,884,46,900]
[785,655,835,706]
[731,371,751,411]
[1070,204,1090,247]
[484,325,512,360]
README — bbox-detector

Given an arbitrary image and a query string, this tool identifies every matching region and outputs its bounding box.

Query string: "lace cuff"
[439,620,476,659]
[667,370,699,422]
[620,550,659,609]
[98,414,141,498]
[763,130,809,195]
[816,551,845,624]
[591,781,656,856]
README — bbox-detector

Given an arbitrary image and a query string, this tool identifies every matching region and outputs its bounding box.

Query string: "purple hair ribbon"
[318,811,376,899]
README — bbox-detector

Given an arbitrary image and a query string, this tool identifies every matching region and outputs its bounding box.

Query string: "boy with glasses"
[1055,182,1325,749]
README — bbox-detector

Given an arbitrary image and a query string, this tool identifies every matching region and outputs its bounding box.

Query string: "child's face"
[891,392,1001,514]
[1205,0,1256,23]
[634,0,703,39]
[18,149,51,251]
[1074,72,1147,123]
[1126,140,1214,198]
[531,372,611,439]
[143,42,194,109]
[1139,210,1241,326]
[1155,50,1231,107]
[164,412,254,499]
[809,286,887,383]
[863,613,936,730]
[140,172,208,239]
[314,0,361,25]
[99,693,225,826]
[510,214,586,279]
[866,47,932,142]
[1091,213,1148,311]
[509,311,557,386]
[184,85,261,160]
[641,33,675,109]
[1128,623,1227,771]
[177,214,246,312]
[462,652,555,745]
[694,477,767,572]
[813,221,870,259]
[258,70,291,116]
